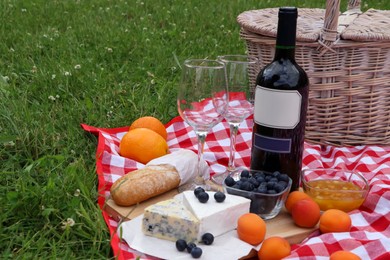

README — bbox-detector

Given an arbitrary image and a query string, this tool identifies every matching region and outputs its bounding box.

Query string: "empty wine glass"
[177,59,228,191]
[212,55,257,184]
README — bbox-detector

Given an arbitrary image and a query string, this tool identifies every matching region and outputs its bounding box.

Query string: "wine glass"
[212,55,257,184]
[177,59,228,191]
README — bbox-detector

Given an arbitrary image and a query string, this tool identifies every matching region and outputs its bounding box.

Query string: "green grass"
[1,0,389,258]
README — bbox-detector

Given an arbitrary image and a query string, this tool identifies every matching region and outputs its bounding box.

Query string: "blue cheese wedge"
[142,198,200,242]
[182,191,251,240]
[141,191,251,242]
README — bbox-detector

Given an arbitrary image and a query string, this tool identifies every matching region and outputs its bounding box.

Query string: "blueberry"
[257,186,268,194]
[257,172,266,179]
[187,242,197,253]
[248,177,260,188]
[194,187,205,198]
[176,239,187,252]
[270,177,278,183]
[274,183,286,193]
[197,192,209,203]
[256,176,265,183]
[224,176,236,187]
[278,180,288,189]
[241,181,254,191]
[278,174,289,182]
[265,175,272,181]
[240,170,250,178]
[190,247,202,258]
[259,182,267,189]
[267,181,277,190]
[272,171,281,178]
[240,176,249,182]
[214,191,226,202]
[267,189,277,194]
[201,232,214,245]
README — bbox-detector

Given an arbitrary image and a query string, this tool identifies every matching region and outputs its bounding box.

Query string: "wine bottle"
[250,7,309,191]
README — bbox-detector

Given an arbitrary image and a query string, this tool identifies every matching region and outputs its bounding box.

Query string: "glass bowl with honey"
[301,168,369,212]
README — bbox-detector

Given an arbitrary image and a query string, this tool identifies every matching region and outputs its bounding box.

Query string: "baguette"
[110,164,180,206]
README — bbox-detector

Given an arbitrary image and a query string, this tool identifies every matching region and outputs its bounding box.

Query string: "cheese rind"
[182,191,251,240]
[142,199,199,242]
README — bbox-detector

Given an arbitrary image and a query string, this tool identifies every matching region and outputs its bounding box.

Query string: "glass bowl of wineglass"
[177,59,228,191]
[211,55,258,185]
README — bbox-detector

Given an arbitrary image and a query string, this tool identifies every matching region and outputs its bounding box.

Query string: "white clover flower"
[64,71,71,76]
[31,66,37,73]
[51,74,56,79]
[48,95,56,101]
[220,25,225,29]
[151,79,155,84]
[61,218,75,229]
[55,94,60,99]
[21,8,27,12]
[74,189,80,197]
[9,48,15,52]
[143,27,147,31]
[106,110,113,118]
[106,47,113,53]
[5,141,15,147]
[74,64,81,70]
[171,66,177,72]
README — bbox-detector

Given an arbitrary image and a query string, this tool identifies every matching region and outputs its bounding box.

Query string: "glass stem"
[227,123,240,172]
[195,132,207,185]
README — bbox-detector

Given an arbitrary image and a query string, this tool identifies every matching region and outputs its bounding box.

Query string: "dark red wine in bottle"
[250,7,309,191]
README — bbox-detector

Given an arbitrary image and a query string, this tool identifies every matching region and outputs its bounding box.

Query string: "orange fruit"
[258,236,291,260]
[129,116,167,140]
[330,251,361,260]
[119,128,168,164]
[237,213,266,245]
[285,191,312,213]
[291,199,321,228]
[320,209,351,234]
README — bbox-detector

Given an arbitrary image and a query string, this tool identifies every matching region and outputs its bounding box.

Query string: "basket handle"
[318,0,362,55]
[348,0,361,10]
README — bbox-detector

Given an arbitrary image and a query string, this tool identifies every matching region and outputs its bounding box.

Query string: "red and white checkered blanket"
[81,115,390,260]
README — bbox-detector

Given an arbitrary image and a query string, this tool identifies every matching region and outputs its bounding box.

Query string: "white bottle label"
[254,86,302,129]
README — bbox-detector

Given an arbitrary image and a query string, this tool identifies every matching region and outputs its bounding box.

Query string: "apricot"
[285,191,312,213]
[320,209,351,234]
[291,199,321,228]
[330,251,361,260]
[258,236,291,260]
[237,213,266,245]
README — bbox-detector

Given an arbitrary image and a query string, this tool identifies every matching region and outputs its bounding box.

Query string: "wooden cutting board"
[104,185,318,247]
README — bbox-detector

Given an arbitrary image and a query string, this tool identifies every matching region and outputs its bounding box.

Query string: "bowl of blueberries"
[222,169,292,220]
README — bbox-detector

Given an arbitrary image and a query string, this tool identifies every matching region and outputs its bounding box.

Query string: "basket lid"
[341,9,390,41]
[237,8,326,42]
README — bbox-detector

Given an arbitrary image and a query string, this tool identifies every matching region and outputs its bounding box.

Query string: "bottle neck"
[274,46,295,60]
[274,7,297,61]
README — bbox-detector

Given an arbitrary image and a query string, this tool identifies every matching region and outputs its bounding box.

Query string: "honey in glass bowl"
[301,169,369,212]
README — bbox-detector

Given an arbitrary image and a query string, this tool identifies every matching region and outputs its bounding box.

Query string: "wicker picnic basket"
[238,0,390,146]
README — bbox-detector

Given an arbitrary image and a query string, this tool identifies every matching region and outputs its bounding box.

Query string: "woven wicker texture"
[238,2,390,146]
[341,9,390,41]
[237,8,326,42]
